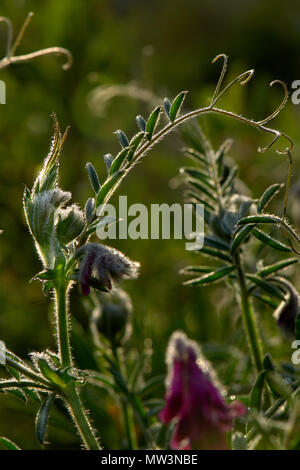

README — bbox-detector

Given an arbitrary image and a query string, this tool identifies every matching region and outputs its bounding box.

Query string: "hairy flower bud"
[76,243,140,295]
[24,189,71,246]
[160,331,246,450]
[56,204,85,244]
[92,289,132,345]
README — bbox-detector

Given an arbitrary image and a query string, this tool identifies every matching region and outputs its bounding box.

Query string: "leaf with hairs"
[35,393,55,445]
[251,228,291,252]
[247,274,285,300]
[145,106,161,140]
[230,225,254,254]
[169,91,188,122]
[183,265,235,286]
[258,258,298,278]
[0,436,21,450]
[257,183,282,213]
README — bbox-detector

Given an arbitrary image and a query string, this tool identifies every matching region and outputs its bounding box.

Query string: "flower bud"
[272,277,299,337]
[84,198,96,224]
[56,204,85,244]
[92,289,132,345]
[24,189,71,246]
[76,243,140,295]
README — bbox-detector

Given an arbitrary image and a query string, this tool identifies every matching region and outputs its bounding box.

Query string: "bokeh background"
[1,0,300,449]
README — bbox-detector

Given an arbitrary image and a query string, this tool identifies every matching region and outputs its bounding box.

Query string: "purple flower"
[77,243,140,296]
[160,331,246,450]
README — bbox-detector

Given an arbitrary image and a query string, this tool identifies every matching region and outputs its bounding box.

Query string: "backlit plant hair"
[1,50,298,451]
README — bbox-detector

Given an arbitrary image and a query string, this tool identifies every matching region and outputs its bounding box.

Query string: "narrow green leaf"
[222,166,238,192]
[204,235,230,251]
[129,131,145,150]
[189,180,217,201]
[185,192,215,212]
[263,353,276,372]
[24,388,41,403]
[183,147,207,165]
[250,370,266,410]
[230,225,254,254]
[251,228,291,252]
[216,139,233,177]
[258,183,282,213]
[196,246,232,262]
[9,389,27,402]
[96,170,124,206]
[127,131,145,162]
[180,167,214,189]
[109,148,129,175]
[258,258,298,278]
[6,366,20,381]
[265,371,292,399]
[184,265,235,286]
[145,106,161,140]
[35,393,55,445]
[169,91,188,122]
[247,274,285,300]
[180,266,216,275]
[0,436,21,450]
[237,214,280,226]
[238,215,300,245]
[252,293,278,309]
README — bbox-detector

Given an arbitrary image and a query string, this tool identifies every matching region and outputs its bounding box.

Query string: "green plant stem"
[54,280,101,450]
[113,348,137,449]
[66,384,101,450]
[234,253,264,372]
[54,281,72,368]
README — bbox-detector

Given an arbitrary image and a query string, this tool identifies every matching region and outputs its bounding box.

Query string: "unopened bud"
[272,277,299,337]
[56,204,85,244]
[92,289,132,346]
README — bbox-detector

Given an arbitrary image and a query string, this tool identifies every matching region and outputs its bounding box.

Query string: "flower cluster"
[77,243,140,295]
[160,331,246,450]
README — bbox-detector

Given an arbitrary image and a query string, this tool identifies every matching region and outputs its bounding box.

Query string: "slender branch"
[0,380,50,391]
[0,47,72,70]
[5,356,51,387]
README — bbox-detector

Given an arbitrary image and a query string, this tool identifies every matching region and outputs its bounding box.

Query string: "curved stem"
[234,253,263,372]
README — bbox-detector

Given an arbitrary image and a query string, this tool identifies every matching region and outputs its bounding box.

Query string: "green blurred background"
[1,0,300,449]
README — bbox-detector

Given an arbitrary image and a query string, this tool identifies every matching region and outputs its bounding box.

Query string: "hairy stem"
[234,253,264,372]
[66,383,101,450]
[54,281,72,368]
[54,281,101,449]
